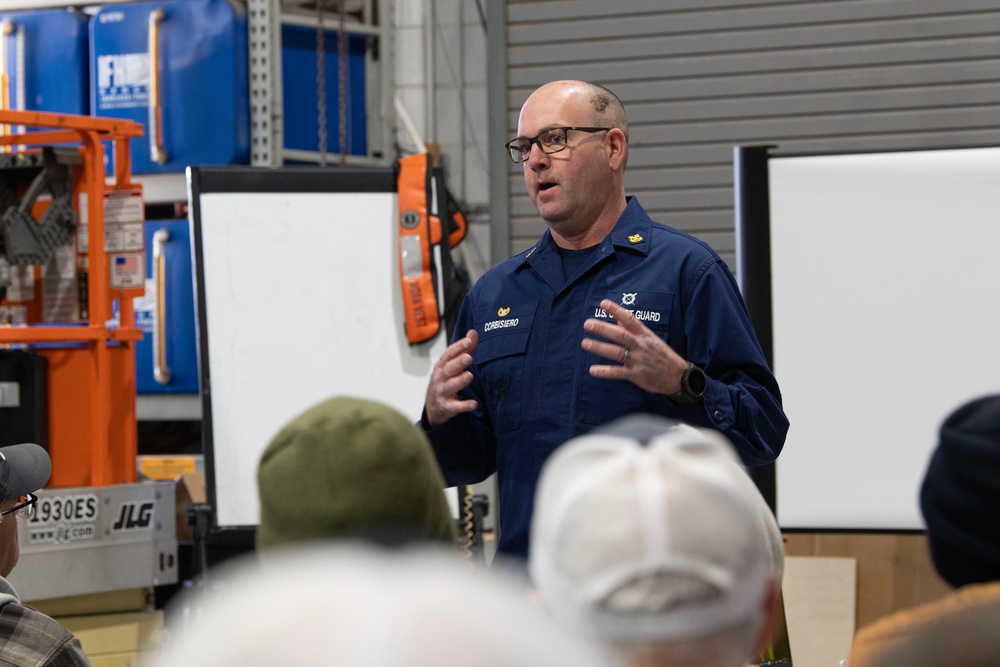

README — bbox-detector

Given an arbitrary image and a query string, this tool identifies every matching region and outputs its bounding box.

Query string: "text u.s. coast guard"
[593,307,661,322]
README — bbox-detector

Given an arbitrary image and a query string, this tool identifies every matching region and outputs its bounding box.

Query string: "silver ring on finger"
[621,348,630,365]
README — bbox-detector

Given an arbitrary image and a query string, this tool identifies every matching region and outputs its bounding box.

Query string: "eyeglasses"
[0,493,37,521]
[505,126,611,164]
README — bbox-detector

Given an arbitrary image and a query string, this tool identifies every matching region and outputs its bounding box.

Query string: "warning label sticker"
[103,189,145,252]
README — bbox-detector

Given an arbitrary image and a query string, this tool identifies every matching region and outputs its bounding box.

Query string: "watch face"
[687,365,707,396]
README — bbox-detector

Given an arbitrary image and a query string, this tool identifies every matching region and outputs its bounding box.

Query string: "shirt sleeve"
[45,636,92,667]
[683,258,789,466]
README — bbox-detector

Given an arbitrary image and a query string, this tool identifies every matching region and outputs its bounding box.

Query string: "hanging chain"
[316,0,327,166]
[338,0,348,165]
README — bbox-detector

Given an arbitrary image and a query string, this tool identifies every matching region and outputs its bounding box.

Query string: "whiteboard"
[190,168,447,533]
[766,147,1000,529]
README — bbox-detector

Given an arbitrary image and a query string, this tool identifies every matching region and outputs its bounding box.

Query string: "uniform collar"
[518,196,652,270]
[605,196,652,256]
[517,197,652,292]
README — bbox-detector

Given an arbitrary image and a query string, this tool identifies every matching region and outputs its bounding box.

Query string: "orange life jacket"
[395,152,469,344]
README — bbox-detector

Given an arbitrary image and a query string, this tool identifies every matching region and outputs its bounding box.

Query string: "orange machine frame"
[0,110,145,487]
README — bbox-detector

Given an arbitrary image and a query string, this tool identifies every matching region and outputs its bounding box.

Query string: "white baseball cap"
[529,414,771,642]
[146,544,621,667]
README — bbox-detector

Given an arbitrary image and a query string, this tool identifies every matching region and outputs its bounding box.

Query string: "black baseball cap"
[0,443,52,501]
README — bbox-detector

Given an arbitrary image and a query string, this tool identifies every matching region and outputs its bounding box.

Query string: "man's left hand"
[582,299,688,395]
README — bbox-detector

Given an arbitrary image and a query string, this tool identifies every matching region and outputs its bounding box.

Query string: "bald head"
[528,80,629,144]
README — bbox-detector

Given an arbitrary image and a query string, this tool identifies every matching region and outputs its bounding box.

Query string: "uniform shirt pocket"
[579,290,674,425]
[590,289,673,334]
[473,303,535,433]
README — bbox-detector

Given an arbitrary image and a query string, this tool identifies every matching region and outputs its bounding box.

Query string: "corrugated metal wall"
[503,0,1000,267]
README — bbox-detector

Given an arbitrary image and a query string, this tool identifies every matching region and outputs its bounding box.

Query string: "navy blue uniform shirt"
[423,198,788,558]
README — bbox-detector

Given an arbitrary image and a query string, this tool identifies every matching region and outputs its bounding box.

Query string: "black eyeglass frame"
[504,126,612,164]
[0,493,38,521]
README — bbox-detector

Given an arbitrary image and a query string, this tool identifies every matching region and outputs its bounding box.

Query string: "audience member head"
[0,443,51,577]
[921,394,1000,588]
[149,544,621,667]
[530,414,777,667]
[256,396,456,555]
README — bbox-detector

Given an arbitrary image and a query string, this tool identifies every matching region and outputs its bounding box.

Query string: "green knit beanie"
[256,396,457,551]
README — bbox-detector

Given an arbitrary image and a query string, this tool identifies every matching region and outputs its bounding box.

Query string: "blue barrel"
[0,9,89,116]
[90,0,249,174]
[134,219,198,394]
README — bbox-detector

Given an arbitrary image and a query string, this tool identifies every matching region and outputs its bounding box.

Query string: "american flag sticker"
[110,253,144,289]
[116,255,137,271]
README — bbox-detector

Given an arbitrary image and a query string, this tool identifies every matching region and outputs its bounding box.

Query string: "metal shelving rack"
[248,0,391,168]
[3,0,392,420]
[6,0,392,181]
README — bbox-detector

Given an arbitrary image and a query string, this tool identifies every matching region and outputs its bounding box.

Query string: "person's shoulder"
[647,219,720,259]
[472,241,542,287]
[621,197,720,260]
[848,581,1000,667]
[640,222,726,286]
[0,603,90,666]
[504,240,545,267]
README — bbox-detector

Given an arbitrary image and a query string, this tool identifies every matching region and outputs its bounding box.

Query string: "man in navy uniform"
[421,80,788,559]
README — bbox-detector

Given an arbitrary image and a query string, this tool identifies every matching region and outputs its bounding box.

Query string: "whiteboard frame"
[188,167,448,543]
[736,146,1000,531]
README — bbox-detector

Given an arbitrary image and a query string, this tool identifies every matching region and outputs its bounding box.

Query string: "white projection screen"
[737,146,1000,530]
[189,167,448,540]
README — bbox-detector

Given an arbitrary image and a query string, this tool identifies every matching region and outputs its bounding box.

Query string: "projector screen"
[740,146,1000,530]
[189,168,448,537]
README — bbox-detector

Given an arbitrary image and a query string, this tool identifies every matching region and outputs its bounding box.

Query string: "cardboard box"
[175,473,206,542]
[60,610,166,665]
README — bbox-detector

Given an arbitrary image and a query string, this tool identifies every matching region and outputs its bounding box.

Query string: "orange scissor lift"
[0,109,145,488]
